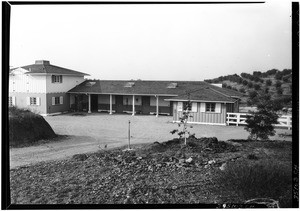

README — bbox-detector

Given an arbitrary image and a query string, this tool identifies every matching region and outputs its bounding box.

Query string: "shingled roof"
[68,80,243,103]
[16,60,89,76]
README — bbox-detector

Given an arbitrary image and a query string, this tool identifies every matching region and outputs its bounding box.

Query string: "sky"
[9,0,292,81]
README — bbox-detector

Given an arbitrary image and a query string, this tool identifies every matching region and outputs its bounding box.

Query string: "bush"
[9,107,56,146]
[216,160,292,207]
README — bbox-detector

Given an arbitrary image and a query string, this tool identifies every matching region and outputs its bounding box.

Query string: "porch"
[69,93,173,117]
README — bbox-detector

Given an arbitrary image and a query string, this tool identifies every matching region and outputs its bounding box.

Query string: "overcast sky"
[10,0,292,81]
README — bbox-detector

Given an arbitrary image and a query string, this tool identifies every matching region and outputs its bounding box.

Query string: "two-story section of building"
[9,60,89,115]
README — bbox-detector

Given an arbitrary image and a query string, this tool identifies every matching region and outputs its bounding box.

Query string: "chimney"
[35,60,50,65]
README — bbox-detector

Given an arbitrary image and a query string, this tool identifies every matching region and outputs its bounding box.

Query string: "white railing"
[226,112,292,130]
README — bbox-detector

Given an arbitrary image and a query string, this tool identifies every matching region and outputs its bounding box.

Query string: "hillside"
[204,69,292,108]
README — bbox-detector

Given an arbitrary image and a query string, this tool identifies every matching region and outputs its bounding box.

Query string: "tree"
[275,72,283,80]
[254,83,261,91]
[248,82,253,88]
[265,79,272,86]
[247,90,258,106]
[264,87,269,94]
[275,80,282,88]
[170,93,194,145]
[245,93,279,140]
[242,80,248,86]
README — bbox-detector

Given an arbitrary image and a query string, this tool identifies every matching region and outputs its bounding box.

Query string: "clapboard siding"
[173,102,227,125]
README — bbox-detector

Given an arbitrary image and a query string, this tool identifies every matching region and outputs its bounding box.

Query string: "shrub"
[216,160,292,207]
[9,107,56,146]
[239,88,245,93]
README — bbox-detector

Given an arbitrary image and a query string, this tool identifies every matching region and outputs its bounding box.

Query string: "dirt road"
[10,113,292,169]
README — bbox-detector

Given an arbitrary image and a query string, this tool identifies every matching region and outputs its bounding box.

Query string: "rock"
[208,159,216,165]
[73,154,88,161]
[179,159,185,164]
[245,198,280,208]
[185,157,193,163]
[219,163,227,171]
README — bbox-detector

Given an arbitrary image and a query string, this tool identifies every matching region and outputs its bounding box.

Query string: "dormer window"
[85,82,96,87]
[167,83,178,88]
[52,75,63,83]
[124,82,135,88]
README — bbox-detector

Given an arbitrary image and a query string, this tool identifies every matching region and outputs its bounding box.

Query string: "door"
[91,94,98,112]
[142,96,151,114]
[115,95,123,113]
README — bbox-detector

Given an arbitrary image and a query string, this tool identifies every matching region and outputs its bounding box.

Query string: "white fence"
[226,112,292,130]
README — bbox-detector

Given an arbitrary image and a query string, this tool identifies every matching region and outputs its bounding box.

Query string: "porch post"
[156,95,159,117]
[88,94,91,113]
[109,94,113,114]
[132,95,135,116]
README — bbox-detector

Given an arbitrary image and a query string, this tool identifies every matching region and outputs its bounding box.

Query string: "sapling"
[170,93,195,145]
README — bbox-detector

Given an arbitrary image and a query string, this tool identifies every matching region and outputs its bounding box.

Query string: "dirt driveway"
[10,113,292,169]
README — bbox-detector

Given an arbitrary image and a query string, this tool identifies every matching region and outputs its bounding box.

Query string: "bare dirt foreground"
[10,113,292,169]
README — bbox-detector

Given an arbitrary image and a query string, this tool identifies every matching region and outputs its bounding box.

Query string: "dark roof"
[16,60,89,76]
[68,80,242,102]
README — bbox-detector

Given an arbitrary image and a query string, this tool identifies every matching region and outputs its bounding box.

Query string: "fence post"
[128,120,131,149]
[236,113,240,126]
[287,116,292,130]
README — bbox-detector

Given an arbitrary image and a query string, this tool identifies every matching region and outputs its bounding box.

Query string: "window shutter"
[36,97,40,106]
[26,97,30,105]
[60,96,63,104]
[52,97,55,105]
[215,103,221,113]
[52,75,55,83]
[60,75,63,83]
[12,96,16,106]
[200,103,206,112]
[177,102,183,112]
[191,102,198,112]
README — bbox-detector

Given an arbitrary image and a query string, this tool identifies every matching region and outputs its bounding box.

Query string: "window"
[191,103,197,112]
[27,97,40,106]
[206,103,216,112]
[9,97,13,107]
[52,96,63,105]
[30,97,37,105]
[52,75,63,83]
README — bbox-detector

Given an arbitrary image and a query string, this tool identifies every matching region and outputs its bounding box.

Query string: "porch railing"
[226,112,292,130]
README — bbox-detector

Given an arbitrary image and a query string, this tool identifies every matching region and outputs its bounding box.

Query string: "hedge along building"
[9,60,89,115]
[68,80,243,125]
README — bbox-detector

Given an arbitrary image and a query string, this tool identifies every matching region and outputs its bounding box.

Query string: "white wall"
[46,75,85,93]
[9,73,47,93]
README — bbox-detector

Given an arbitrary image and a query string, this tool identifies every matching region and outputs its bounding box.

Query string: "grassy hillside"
[204,69,292,108]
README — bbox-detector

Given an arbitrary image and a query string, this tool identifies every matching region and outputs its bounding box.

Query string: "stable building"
[68,80,243,125]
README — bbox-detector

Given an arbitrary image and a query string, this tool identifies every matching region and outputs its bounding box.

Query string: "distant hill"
[204,69,292,108]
